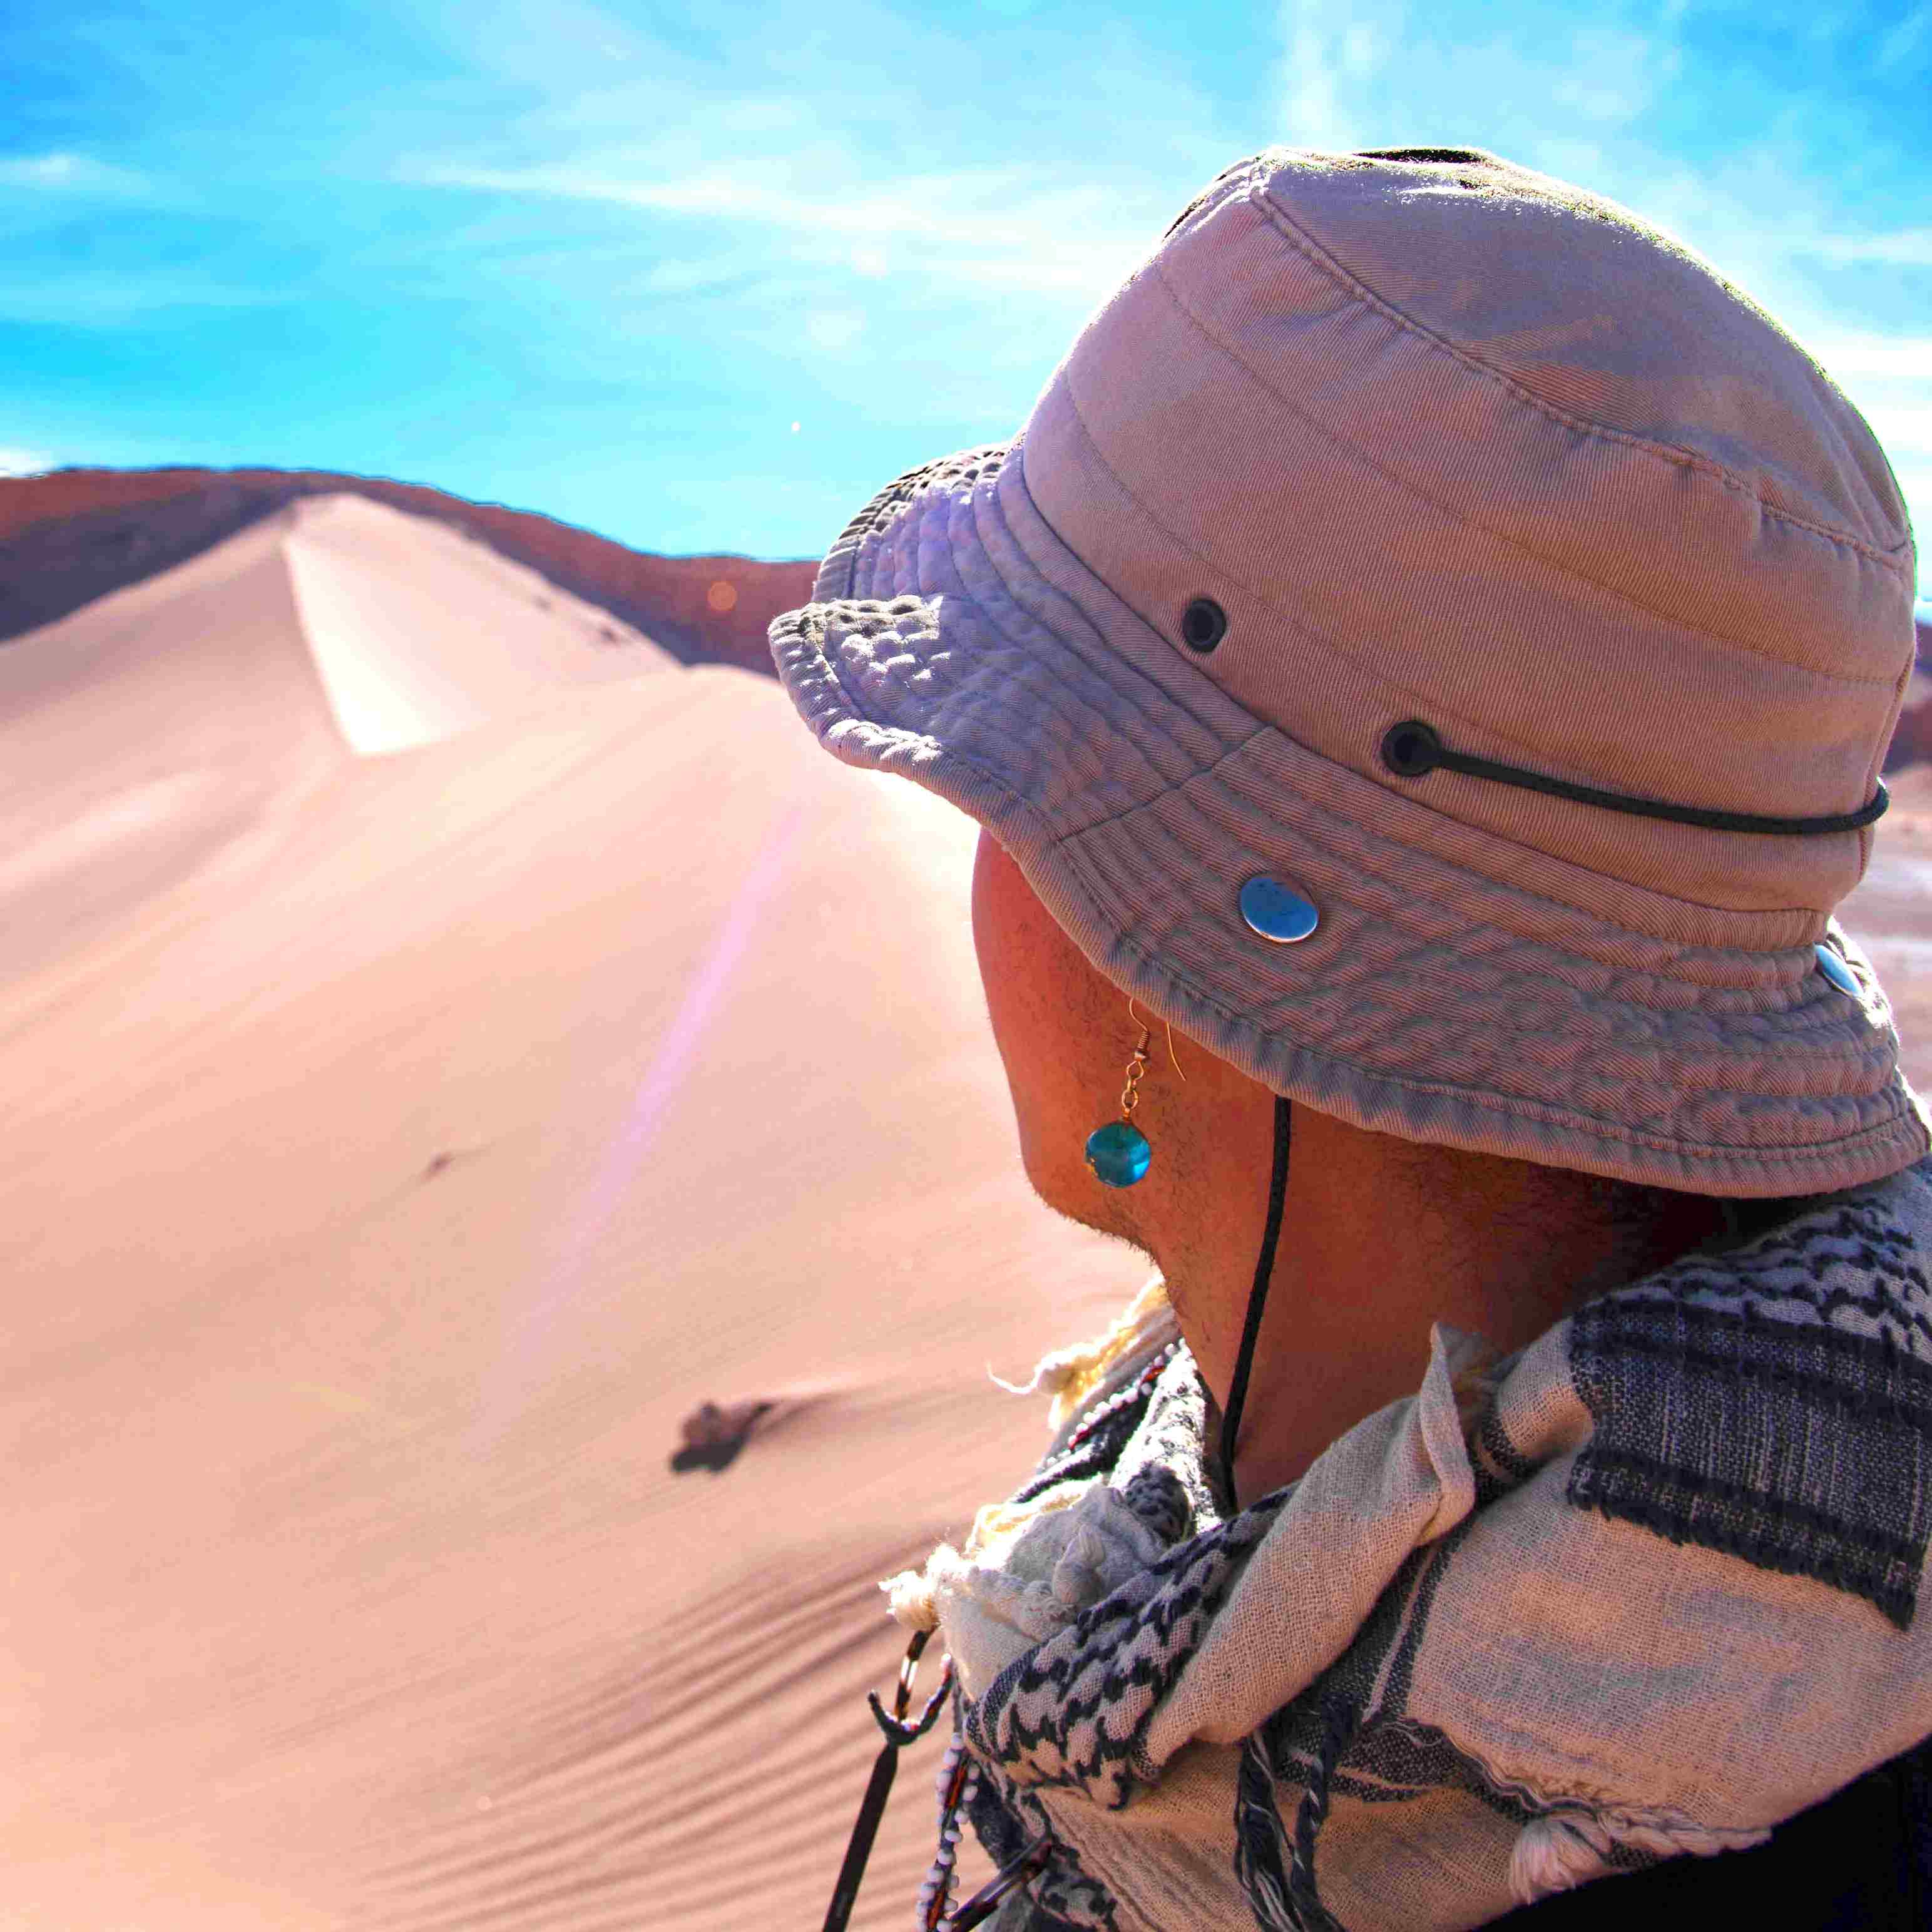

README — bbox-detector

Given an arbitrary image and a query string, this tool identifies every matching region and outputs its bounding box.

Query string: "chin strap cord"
[1219,1096,1293,1511]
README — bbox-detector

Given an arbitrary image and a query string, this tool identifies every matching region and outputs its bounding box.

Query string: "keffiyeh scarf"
[886,1155,1932,1931]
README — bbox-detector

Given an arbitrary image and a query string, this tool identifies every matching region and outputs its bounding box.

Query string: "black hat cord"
[1218,1095,1294,1510]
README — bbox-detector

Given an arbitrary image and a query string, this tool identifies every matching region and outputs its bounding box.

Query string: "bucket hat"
[767,145,1928,1200]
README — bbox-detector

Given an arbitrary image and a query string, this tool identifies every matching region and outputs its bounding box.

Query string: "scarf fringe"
[1509,1806,1772,1904]
[987,1275,1175,1434]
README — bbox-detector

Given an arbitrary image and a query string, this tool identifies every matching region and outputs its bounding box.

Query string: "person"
[767,146,1932,1930]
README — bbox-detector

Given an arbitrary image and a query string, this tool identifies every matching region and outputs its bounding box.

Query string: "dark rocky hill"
[0,466,817,678]
[1885,614,1932,775]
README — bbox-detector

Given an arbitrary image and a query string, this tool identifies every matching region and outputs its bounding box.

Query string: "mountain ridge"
[0,465,817,678]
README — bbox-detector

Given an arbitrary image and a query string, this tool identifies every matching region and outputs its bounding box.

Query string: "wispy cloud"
[0,446,53,476]
[1806,335,1932,384]
[1879,5,1931,68]
[404,160,1160,297]
[1271,1,1689,164]
[0,151,150,195]
[0,0,1918,567]
[387,0,1240,359]
[1802,230,1932,269]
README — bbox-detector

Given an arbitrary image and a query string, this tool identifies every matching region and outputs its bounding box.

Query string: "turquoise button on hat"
[1239,876,1319,944]
[1085,1120,1152,1187]
[1815,944,1859,994]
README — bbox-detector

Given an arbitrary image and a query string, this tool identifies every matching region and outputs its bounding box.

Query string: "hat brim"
[769,436,1929,1200]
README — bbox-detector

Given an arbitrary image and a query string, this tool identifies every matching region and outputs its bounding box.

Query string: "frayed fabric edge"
[1509,1804,1771,1904]
[986,1274,1177,1435]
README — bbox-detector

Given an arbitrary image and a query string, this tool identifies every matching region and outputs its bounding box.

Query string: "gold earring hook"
[1127,998,1186,1082]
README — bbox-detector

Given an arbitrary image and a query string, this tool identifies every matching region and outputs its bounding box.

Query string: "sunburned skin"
[968,827,1731,1506]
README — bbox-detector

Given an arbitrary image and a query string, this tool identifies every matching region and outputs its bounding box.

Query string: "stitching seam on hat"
[781,591,1188,841]
[1135,256,1905,689]
[987,422,1868,899]
[1205,743,1833,970]
[1242,182,1913,573]
[1051,707,1827,949]
[934,488,1233,825]
[783,583,1834,946]
[1048,830,1918,1160]
[782,612,1918,1157]
[1048,364,1897,870]
[968,446,1239,758]
[782,531,1881,977]
[794,619,1882,1049]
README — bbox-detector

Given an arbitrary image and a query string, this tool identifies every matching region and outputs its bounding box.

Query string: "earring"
[1085,1003,1157,1188]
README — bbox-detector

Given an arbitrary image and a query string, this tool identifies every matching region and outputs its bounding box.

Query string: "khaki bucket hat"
[768,145,1928,1200]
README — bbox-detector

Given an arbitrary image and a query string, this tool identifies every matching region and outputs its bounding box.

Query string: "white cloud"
[392,0,1242,335]
[0,152,149,195]
[1858,403,1932,454]
[407,161,1158,297]
[635,255,756,298]
[1269,0,1685,158]
[1801,230,1932,269]
[0,446,53,476]
[1548,28,1679,126]
[803,309,866,354]
[1277,0,1374,151]
[1804,334,1932,383]
[1879,5,1931,68]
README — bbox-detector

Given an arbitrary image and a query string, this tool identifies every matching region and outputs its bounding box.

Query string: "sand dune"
[0,465,817,680]
[280,493,674,754]
[2,488,1926,1931]
[0,639,1140,1926]
[0,494,676,983]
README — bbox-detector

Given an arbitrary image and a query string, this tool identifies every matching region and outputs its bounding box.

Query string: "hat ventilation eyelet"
[1381,720,1443,777]
[1181,597,1227,654]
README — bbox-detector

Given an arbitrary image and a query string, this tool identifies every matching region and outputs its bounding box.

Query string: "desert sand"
[0,494,1144,1928]
[2,481,1926,1929]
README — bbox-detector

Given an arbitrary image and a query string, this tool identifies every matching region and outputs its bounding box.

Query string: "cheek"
[973,833,1043,1080]
[969,827,999,992]
[972,832,1112,1118]
[970,831,1013,1046]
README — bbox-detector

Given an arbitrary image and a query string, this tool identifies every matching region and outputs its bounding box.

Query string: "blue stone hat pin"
[1085,1000,1183,1187]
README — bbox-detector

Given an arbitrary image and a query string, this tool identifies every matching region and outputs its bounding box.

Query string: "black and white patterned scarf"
[888,1155,1932,1931]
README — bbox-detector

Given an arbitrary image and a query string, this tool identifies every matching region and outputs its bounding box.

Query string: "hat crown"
[1265,148,1910,549]
[1017,145,1918,923]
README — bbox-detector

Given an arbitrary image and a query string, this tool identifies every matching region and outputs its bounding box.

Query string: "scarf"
[886,1154,1932,1931]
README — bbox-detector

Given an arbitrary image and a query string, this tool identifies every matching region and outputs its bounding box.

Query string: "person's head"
[771,145,1928,1237]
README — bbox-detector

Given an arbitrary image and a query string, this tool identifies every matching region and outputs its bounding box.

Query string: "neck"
[1160,1106,1731,1511]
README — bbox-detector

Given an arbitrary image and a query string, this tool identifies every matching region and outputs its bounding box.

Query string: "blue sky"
[3,0,1928,598]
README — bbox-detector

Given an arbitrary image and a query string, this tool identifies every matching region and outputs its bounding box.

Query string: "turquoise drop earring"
[1085,1006,1157,1188]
